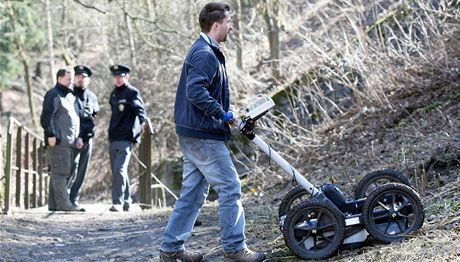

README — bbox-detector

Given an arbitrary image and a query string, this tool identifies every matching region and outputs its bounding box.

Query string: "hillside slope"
[240,55,460,260]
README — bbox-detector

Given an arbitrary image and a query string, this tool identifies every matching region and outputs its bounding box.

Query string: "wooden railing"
[2,117,48,214]
[0,116,176,214]
[136,118,177,209]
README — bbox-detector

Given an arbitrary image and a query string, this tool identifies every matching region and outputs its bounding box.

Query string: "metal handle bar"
[234,117,320,196]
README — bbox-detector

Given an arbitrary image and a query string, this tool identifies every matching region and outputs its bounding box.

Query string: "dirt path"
[1,197,460,262]
[0,203,229,262]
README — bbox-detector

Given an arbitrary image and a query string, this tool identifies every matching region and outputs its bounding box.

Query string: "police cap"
[74,65,92,77]
[109,64,131,76]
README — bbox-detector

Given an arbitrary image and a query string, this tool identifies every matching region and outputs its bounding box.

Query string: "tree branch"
[118,2,192,39]
[72,0,107,14]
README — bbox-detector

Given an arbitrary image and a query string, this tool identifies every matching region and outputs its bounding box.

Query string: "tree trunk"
[6,1,39,128]
[263,0,281,85]
[44,0,55,85]
[122,2,137,68]
[234,0,244,70]
[21,57,38,129]
[187,0,195,31]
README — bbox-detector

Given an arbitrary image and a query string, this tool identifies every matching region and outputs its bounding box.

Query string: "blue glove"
[222,111,233,122]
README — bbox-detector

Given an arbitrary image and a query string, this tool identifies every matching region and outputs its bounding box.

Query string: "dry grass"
[225,0,460,187]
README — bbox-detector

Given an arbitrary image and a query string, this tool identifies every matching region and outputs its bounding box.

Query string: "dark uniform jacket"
[109,82,146,143]
[40,83,80,146]
[74,87,99,142]
[174,34,231,141]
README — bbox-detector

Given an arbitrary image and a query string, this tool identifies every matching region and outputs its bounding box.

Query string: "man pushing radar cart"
[236,94,425,260]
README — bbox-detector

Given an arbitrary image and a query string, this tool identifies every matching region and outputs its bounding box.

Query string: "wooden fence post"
[4,119,14,214]
[24,133,30,209]
[15,127,22,207]
[0,122,3,212]
[2,117,48,214]
[38,143,45,206]
[138,122,153,209]
[32,138,38,208]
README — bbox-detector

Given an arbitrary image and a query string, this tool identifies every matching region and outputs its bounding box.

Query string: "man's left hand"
[76,138,84,149]
[140,122,146,133]
[222,111,236,125]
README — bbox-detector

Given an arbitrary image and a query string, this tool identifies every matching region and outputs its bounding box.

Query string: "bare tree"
[6,1,38,128]
[44,0,55,85]
[122,1,137,68]
[261,0,282,85]
[234,0,244,69]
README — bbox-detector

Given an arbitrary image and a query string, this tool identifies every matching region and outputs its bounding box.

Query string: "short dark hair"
[56,68,72,81]
[199,2,230,33]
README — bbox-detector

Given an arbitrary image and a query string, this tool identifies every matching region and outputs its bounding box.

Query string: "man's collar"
[56,82,69,89]
[75,86,85,93]
[55,82,72,94]
[200,32,219,48]
[116,82,128,88]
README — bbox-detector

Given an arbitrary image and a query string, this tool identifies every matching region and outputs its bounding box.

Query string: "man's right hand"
[48,137,56,147]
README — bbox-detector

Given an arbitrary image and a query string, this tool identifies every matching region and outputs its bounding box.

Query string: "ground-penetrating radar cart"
[236,94,425,260]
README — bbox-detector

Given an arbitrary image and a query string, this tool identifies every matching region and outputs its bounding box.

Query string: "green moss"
[447,85,460,100]
[425,199,460,216]
[271,89,290,108]
[421,101,443,113]
[397,118,408,127]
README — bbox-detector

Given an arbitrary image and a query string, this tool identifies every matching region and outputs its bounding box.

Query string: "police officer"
[69,65,99,208]
[108,64,147,212]
[40,67,83,212]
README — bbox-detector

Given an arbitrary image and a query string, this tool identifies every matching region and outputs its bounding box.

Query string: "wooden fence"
[2,117,48,214]
[136,118,177,209]
[1,117,175,214]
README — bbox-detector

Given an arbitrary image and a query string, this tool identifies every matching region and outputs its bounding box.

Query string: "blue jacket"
[109,83,146,143]
[174,34,230,141]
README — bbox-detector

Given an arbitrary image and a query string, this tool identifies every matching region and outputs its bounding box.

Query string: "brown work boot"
[224,248,265,262]
[159,250,204,262]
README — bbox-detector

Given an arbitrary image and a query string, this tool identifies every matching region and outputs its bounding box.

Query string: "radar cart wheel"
[362,183,424,243]
[283,199,345,260]
[278,186,310,219]
[355,169,411,199]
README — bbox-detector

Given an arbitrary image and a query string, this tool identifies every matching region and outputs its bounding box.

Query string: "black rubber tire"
[283,198,345,260]
[278,186,310,219]
[362,183,424,244]
[355,169,411,199]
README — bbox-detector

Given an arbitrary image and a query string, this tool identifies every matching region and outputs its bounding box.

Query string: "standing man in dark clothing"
[69,65,99,208]
[159,3,265,262]
[40,67,83,212]
[108,64,146,212]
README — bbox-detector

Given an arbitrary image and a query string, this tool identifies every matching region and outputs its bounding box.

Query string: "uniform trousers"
[109,140,133,206]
